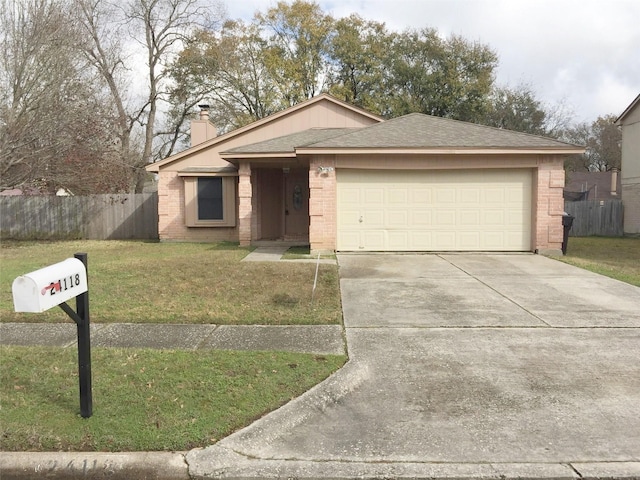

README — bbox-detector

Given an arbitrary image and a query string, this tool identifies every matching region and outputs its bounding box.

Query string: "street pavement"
[2,253,640,479]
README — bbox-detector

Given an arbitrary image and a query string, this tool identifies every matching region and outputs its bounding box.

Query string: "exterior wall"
[157,171,238,242]
[238,162,252,246]
[309,156,337,253]
[623,183,640,234]
[619,104,640,234]
[534,157,565,254]
[153,97,382,242]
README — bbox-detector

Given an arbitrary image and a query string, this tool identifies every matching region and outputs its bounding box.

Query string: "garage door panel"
[459,232,481,249]
[387,210,409,227]
[362,230,384,249]
[433,232,456,249]
[459,210,481,226]
[484,188,506,203]
[363,188,384,204]
[410,189,432,204]
[411,210,433,225]
[436,210,456,225]
[506,210,526,225]
[436,188,456,203]
[340,188,361,204]
[388,231,409,249]
[483,210,505,225]
[363,211,384,226]
[410,231,432,249]
[338,231,360,250]
[337,169,531,251]
[388,189,408,204]
[460,188,481,203]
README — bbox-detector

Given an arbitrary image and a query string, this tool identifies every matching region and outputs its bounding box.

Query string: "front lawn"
[0,241,342,324]
[560,236,640,286]
[0,346,345,451]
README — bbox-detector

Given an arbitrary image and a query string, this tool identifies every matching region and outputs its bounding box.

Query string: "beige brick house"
[147,94,583,254]
[616,93,640,234]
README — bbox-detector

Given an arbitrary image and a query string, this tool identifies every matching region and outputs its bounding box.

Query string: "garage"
[337,168,533,252]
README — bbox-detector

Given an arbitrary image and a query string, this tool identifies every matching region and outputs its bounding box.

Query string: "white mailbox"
[12,258,88,313]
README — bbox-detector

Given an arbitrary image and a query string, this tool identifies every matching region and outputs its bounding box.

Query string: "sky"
[224,0,640,125]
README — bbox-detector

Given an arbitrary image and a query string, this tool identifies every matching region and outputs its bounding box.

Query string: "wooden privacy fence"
[0,193,158,240]
[564,199,623,237]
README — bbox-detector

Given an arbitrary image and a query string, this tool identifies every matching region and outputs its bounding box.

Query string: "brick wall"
[309,157,337,253]
[157,171,238,242]
[238,162,252,246]
[535,157,565,254]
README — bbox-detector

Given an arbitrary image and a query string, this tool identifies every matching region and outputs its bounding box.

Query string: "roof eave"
[220,152,297,159]
[295,147,586,155]
[615,93,640,125]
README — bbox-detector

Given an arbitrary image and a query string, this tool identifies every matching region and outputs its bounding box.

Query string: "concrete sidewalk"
[0,322,345,355]
[242,245,337,264]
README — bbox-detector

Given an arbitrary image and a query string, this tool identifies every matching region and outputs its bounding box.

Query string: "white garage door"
[337,169,532,251]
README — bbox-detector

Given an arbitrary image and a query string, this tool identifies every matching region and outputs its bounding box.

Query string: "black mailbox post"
[562,213,574,255]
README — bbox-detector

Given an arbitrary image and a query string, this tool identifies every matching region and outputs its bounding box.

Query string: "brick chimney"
[190,104,217,147]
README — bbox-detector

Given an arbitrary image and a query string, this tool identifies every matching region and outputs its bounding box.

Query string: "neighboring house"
[564,170,621,202]
[147,94,583,254]
[616,93,640,234]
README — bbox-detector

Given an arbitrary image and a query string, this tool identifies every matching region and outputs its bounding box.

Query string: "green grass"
[281,245,337,260]
[0,241,342,324]
[560,236,640,286]
[0,346,346,451]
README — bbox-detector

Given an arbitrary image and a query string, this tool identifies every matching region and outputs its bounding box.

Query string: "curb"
[0,452,189,480]
[188,446,640,480]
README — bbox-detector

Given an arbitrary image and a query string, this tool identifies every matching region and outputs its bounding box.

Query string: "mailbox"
[12,258,88,313]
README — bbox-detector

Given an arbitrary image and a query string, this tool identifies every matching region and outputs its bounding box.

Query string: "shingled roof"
[224,128,352,154]
[224,112,581,155]
[303,113,580,150]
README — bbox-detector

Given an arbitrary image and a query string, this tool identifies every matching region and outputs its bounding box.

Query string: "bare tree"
[128,0,223,189]
[74,0,223,192]
[74,0,147,192]
[0,0,128,193]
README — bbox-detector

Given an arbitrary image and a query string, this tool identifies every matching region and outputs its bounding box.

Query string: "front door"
[284,168,309,239]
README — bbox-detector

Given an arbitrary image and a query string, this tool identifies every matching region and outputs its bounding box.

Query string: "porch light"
[317,166,334,175]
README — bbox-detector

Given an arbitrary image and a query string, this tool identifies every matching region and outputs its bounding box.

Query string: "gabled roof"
[301,113,581,151]
[222,128,354,156]
[616,93,640,125]
[147,94,382,171]
[221,112,583,158]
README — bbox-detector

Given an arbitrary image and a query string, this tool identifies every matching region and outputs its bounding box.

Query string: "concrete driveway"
[189,254,640,479]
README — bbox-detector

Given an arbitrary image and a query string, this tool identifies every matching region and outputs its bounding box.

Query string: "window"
[197,177,223,220]
[181,173,237,227]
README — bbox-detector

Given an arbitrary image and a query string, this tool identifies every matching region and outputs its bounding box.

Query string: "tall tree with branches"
[0,0,129,193]
[74,0,223,191]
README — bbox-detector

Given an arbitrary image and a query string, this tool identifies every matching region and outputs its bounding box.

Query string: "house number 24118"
[41,274,81,296]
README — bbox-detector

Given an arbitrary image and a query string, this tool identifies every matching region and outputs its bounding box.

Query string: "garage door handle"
[359,216,363,223]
